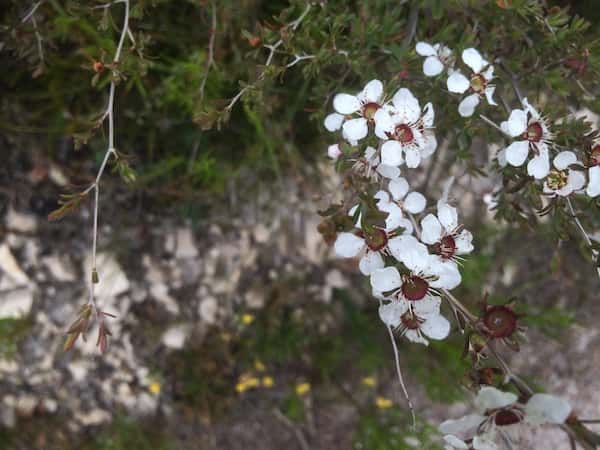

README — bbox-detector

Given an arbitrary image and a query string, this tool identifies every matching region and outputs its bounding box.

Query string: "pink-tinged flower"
[327,144,342,160]
[420,203,473,262]
[543,151,586,197]
[415,41,454,77]
[499,98,553,179]
[374,88,437,168]
[324,79,385,144]
[378,294,450,345]
[586,143,600,197]
[446,48,496,117]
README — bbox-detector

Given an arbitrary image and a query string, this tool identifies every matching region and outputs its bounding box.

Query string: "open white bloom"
[378,294,450,345]
[543,151,586,197]
[499,98,553,179]
[374,88,437,168]
[372,177,427,232]
[524,393,572,426]
[586,143,600,197]
[324,79,384,144]
[333,229,388,276]
[415,41,454,77]
[352,146,401,181]
[327,144,342,160]
[446,48,496,117]
[440,387,519,439]
[420,203,473,262]
[373,191,416,234]
[370,235,461,302]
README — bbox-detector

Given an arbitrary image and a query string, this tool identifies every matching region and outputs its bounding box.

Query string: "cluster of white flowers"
[325,80,473,345]
[415,41,600,198]
[440,386,572,449]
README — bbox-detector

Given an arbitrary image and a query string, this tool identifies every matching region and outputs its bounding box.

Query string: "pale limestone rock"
[42,254,76,282]
[5,209,37,233]
[79,408,111,426]
[0,243,29,285]
[0,288,33,318]
[174,228,199,259]
[161,324,190,349]
[199,296,218,324]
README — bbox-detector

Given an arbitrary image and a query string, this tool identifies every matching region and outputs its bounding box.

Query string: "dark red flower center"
[523,122,543,143]
[401,275,429,301]
[400,312,422,330]
[470,74,487,94]
[362,102,380,120]
[434,235,456,260]
[483,305,518,338]
[591,144,600,167]
[394,124,414,144]
[364,228,388,252]
[494,409,522,426]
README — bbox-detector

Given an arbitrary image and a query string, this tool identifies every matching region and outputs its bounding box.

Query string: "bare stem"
[199,0,217,103]
[566,197,600,279]
[387,325,416,428]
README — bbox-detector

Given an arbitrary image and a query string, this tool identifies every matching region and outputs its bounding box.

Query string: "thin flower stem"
[22,1,45,66]
[86,0,130,312]
[387,325,416,428]
[566,197,600,279]
[199,0,217,103]
[479,114,509,136]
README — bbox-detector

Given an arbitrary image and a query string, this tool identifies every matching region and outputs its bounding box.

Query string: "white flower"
[420,203,473,261]
[352,146,401,181]
[446,48,496,117]
[374,88,437,168]
[524,393,572,426]
[374,191,416,234]
[370,235,461,302]
[333,231,386,276]
[378,294,450,345]
[324,79,385,144]
[415,41,454,77]
[327,144,342,160]
[500,98,552,179]
[586,143,600,197]
[543,151,586,197]
[440,387,519,438]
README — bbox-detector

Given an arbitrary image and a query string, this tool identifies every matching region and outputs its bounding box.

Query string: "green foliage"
[0,316,32,359]
[86,417,177,450]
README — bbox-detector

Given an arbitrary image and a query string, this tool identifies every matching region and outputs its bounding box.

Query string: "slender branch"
[21,1,44,23]
[272,408,311,450]
[22,1,45,66]
[199,0,217,103]
[286,54,315,68]
[479,114,508,136]
[387,325,416,428]
[566,197,600,279]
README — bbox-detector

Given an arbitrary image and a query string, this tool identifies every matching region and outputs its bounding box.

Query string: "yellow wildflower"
[149,382,161,395]
[375,396,393,409]
[242,314,255,325]
[254,360,266,372]
[362,376,376,387]
[295,382,311,396]
[262,376,274,388]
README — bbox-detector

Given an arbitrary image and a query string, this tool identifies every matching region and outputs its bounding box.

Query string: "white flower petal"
[458,94,480,118]
[587,166,600,197]
[422,102,435,127]
[373,108,394,138]
[404,329,429,345]
[383,203,405,232]
[525,394,572,426]
[473,435,499,450]
[360,79,383,103]
[422,133,438,158]
[420,214,443,244]
[378,300,408,328]
[501,109,527,137]
[333,93,361,114]
[429,258,461,290]
[484,86,497,106]
[376,164,401,180]
[474,387,518,412]
[554,151,577,170]
[567,170,586,192]
[481,65,494,81]
[404,192,426,214]
[415,41,437,56]
[412,294,441,316]
[371,267,402,293]
[381,140,404,166]
[392,88,421,123]
[438,203,458,231]
[455,230,474,255]
[444,435,468,449]
[388,177,409,200]
[342,118,368,142]
[388,235,429,271]
[334,232,364,258]
[527,148,550,179]
[421,313,451,340]
[447,72,470,94]
[404,147,421,168]
[423,56,444,77]
[324,113,345,132]
[462,48,486,73]
[505,140,529,167]
[439,414,486,436]
[359,251,385,276]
